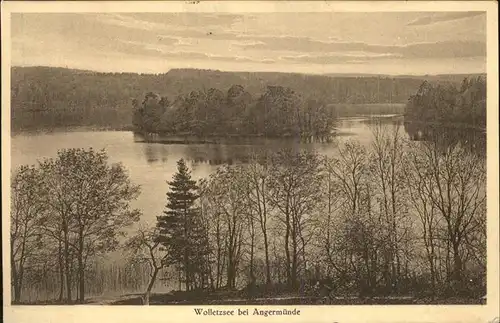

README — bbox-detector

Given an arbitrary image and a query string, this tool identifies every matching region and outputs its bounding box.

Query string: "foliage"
[133,85,339,140]
[10,148,141,303]
[405,76,486,128]
[13,66,473,132]
[175,134,485,299]
[156,159,210,291]
[13,134,486,302]
[10,166,47,303]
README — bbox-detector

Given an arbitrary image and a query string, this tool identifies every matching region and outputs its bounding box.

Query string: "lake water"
[10,116,486,297]
[11,117,400,225]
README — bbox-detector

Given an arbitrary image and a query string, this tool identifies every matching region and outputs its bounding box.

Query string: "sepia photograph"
[1,1,499,323]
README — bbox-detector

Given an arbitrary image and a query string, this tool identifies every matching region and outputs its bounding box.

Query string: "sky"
[11,11,486,75]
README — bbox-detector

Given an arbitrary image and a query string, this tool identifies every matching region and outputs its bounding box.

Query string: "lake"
[12,115,484,225]
[10,115,487,298]
[11,116,402,225]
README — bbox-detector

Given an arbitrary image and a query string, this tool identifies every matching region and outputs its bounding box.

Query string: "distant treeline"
[133,76,486,139]
[405,76,486,128]
[11,66,477,132]
[132,86,337,139]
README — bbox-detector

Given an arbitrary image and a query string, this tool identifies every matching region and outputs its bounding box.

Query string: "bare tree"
[369,123,410,293]
[10,166,46,303]
[243,160,273,285]
[199,179,226,290]
[204,166,247,289]
[405,143,441,296]
[38,148,141,303]
[38,157,76,303]
[326,141,377,295]
[406,141,486,291]
[268,149,324,289]
[124,224,169,305]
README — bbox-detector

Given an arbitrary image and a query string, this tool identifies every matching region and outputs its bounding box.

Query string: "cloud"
[11,13,182,58]
[230,39,266,46]
[96,13,260,44]
[96,13,168,31]
[120,13,243,28]
[159,30,240,41]
[11,12,486,75]
[281,52,401,65]
[401,40,486,58]
[166,51,276,64]
[238,38,486,59]
[118,18,343,47]
[96,13,243,34]
[118,37,178,48]
[407,12,485,26]
[107,41,277,64]
[237,37,399,54]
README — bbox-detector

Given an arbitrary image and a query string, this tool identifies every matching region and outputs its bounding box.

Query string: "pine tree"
[156,159,200,292]
[188,213,211,290]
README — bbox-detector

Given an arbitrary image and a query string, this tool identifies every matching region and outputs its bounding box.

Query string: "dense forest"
[403,76,487,156]
[11,66,481,132]
[11,125,486,305]
[405,76,486,128]
[132,75,486,140]
[132,86,337,139]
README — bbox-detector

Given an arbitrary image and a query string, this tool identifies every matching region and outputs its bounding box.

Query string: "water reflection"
[11,120,486,230]
[404,121,486,157]
[138,116,486,166]
[139,140,324,166]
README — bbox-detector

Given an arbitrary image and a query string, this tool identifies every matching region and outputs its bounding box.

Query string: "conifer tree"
[157,159,200,291]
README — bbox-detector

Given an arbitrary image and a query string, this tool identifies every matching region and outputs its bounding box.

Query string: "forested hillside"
[11,66,480,132]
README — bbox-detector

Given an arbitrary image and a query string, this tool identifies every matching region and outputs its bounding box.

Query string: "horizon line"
[11,64,487,78]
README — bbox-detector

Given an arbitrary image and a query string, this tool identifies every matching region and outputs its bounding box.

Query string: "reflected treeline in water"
[360,115,404,126]
[142,144,169,164]
[139,119,486,166]
[404,121,486,157]
[140,139,324,166]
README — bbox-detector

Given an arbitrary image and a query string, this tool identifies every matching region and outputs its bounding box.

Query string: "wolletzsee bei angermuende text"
[194,308,301,317]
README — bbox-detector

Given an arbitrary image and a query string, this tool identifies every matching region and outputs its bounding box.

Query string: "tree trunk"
[234,231,242,288]
[263,232,271,285]
[249,216,255,283]
[11,241,21,303]
[58,239,64,302]
[78,227,85,303]
[12,269,21,303]
[216,219,222,289]
[250,240,255,283]
[259,179,272,286]
[452,241,462,284]
[284,220,291,288]
[144,268,159,305]
[383,252,391,295]
[183,204,190,292]
[284,201,292,288]
[291,226,298,290]
[178,267,182,291]
[300,231,307,282]
[184,250,190,291]
[64,224,72,303]
[428,226,437,298]
[227,251,235,289]
[15,234,28,303]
